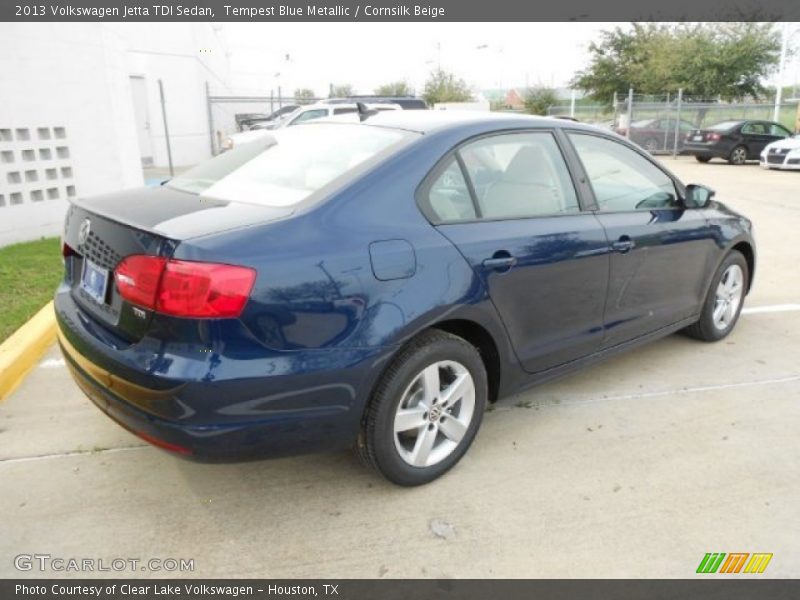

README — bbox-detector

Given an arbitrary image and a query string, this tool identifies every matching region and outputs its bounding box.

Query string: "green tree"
[375,81,412,96]
[524,86,559,115]
[293,88,316,105]
[330,84,354,98]
[572,23,781,102]
[422,68,473,105]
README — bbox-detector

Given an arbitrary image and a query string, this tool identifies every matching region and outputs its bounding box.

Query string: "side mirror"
[684,184,715,208]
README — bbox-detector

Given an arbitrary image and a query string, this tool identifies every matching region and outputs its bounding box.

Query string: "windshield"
[167,124,412,207]
[709,121,742,131]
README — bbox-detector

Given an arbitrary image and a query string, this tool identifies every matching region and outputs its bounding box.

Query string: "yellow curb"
[0,301,57,402]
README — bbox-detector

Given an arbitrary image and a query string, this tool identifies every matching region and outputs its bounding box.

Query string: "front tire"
[684,251,748,342]
[358,329,487,486]
[695,156,711,163]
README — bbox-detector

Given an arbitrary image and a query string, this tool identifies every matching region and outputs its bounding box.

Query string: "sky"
[221,22,611,96]
[219,22,800,100]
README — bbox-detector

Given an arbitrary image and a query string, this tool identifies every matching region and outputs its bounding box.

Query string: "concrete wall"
[0,23,232,247]
[0,24,143,246]
[114,23,233,168]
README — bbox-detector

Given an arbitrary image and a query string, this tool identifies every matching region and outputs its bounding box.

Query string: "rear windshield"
[708,121,742,131]
[167,124,412,207]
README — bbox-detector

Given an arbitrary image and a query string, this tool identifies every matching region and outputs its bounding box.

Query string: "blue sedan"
[56,111,755,485]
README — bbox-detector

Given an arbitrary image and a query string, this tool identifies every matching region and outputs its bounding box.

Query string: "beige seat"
[479,145,565,219]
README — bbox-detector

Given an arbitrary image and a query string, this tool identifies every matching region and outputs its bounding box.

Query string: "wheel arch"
[431,319,502,403]
[731,240,755,293]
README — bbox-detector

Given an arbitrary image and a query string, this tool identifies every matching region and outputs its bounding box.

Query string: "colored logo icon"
[697,553,773,574]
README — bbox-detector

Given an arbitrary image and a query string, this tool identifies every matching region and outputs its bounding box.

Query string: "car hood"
[764,137,800,152]
[72,185,294,240]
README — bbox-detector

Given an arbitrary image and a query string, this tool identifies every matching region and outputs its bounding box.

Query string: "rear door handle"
[611,238,635,253]
[482,255,517,271]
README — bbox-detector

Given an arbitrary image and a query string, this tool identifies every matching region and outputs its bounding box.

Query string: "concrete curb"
[0,301,56,401]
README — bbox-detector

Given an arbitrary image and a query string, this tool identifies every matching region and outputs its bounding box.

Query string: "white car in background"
[222,103,402,151]
[760,133,800,170]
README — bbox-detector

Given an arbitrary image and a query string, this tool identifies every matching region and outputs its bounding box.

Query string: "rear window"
[709,121,742,131]
[167,124,412,207]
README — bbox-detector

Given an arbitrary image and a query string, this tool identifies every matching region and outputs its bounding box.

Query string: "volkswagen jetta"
[56,112,755,485]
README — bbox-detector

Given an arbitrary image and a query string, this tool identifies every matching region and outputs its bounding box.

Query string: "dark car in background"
[684,119,793,164]
[616,118,696,153]
[56,112,755,486]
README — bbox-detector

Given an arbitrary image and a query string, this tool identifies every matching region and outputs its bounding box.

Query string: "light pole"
[774,22,790,122]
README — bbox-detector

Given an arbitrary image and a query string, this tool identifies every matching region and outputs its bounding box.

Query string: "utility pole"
[626,88,634,138]
[774,22,790,122]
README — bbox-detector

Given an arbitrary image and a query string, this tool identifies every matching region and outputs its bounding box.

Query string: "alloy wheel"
[393,360,476,467]
[731,147,747,165]
[712,264,744,330]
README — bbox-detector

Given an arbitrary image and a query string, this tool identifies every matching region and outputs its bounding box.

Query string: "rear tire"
[728,145,748,165]
[684,251,748,342]
[695,156,711,163]
[358,329,487,486]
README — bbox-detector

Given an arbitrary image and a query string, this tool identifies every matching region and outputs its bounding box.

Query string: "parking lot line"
[742,303,800,314]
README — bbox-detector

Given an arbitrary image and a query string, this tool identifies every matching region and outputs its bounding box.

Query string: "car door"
[741,121,773,157]
[766,122,792,145]
[565,131,717,348]
[422,130,610,373]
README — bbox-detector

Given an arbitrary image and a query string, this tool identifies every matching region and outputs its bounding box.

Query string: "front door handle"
[611,237,635,254]
[482,255,517,272]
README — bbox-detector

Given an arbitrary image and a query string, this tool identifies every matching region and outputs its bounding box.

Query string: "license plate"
[80,259,110,304]
[693,135,703,141]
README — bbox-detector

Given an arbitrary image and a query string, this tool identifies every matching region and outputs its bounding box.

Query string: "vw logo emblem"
[78,218,91,247]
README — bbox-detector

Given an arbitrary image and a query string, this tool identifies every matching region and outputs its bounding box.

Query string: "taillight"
[62,242,78,258]
[114,255,255,318]
[157,260,255,318]
[708,133,721,141]
[115,255,167,310]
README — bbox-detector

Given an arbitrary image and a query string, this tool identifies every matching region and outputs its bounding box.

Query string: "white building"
[0,23,233,246]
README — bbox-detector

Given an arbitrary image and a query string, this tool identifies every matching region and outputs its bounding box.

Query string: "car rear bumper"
[683,145,724,158]
[55,287,390,461]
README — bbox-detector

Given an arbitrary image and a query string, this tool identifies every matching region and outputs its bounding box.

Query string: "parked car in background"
[221,103,402,150]
[684,120,793,165]
[616,118,696,153]
[588,120,615,131]
[56,112,755,485]
[760,133,800,171]
[323,95,428,110]
[237,105,300,131]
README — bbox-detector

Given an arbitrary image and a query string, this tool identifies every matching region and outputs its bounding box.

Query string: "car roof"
[356,110,590,134]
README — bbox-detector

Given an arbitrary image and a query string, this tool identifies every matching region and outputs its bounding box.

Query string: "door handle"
[611,237,635,254]
[482,255,517,271]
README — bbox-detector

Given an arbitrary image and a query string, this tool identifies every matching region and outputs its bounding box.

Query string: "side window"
[458,132,579,219]
[769,123,791,137]
[569,133,679,211]
[291,109,328,125]
[742,122,766,135]
[426,159,477,222]
[333,107,357,115]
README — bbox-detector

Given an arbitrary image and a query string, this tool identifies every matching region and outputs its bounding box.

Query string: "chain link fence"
[205,86,323,155]
[548,92,799,155]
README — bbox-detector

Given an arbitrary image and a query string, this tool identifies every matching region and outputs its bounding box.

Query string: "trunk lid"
[63,186,293,342]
